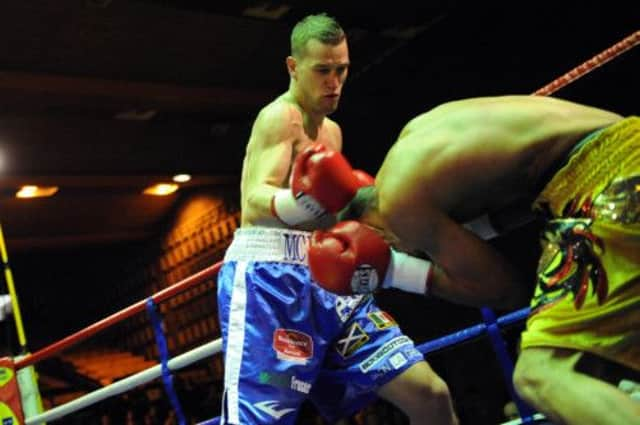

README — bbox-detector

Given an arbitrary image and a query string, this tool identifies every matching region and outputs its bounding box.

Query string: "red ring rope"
[15,262,222,369]
[533,30,639,96]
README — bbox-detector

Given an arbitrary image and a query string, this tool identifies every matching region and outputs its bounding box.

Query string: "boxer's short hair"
[291,13,345,58]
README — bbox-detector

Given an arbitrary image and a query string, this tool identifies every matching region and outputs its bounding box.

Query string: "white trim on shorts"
[224,227,312,265]
[223,261,248,424]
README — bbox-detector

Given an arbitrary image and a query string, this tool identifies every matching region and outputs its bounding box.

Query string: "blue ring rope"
[198,306,536,425]
[481,307,536,422]
[416,306,529,354]
[146,298,188,425]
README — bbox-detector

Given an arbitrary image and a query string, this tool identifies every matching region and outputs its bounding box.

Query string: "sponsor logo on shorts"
[336,323,369,358]
[359,336,412,373]
[258,372,312,394]
[367,310,397,329]
[290,375,311,394]
[282,232,310,263]
[272,328,313,364]
[254,400,296,419]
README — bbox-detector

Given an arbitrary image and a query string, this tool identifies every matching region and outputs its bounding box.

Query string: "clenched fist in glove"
[271,143,374,225]
[308,221,433,296]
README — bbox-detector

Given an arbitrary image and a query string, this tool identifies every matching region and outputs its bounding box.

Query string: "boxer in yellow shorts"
[303,96,639,424]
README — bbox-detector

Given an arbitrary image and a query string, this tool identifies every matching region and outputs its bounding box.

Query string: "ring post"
[0,222,45,420]
[0,222,27,353]
[0,357,25,425]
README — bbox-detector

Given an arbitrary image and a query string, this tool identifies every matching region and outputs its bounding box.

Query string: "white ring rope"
[25,339,222,424]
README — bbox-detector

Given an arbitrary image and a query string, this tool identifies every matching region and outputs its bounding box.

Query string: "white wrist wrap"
[272,189,327,225]
[382,250,432,295]
[463,213,499,240]
[272,189,315,225]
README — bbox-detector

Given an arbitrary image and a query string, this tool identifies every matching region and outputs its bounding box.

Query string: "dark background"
[0,1,637,423]
[0,1,637,253]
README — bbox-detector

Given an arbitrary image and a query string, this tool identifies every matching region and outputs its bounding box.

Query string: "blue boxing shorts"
[217,227,425,424]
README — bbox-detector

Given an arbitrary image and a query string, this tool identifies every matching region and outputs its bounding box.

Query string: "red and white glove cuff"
[382,250,433,296]
[272,189,324,226]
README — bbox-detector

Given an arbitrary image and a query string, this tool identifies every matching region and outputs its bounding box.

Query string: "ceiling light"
[172,174,191,183]
[16,185,59,199]
[143,183,179,196]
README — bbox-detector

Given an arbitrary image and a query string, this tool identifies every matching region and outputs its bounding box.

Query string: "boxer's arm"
[240,104,300,226]
[414,206,528,309]
[373,137,530,309]
[463,198,538,240]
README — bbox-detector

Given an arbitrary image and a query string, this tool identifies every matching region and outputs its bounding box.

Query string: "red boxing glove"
[291,143,365,213]
[352,169,375,187]
[272,143,374,225]
[309,221,433,295]
[309,221,390,295]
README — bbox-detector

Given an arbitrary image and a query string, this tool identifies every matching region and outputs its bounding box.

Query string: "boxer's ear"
[286,56,297,79]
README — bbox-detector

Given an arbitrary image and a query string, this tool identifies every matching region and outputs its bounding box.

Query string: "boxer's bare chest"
[293,124,337,156]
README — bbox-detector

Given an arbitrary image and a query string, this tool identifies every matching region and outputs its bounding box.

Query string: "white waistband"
[224,227,312,265]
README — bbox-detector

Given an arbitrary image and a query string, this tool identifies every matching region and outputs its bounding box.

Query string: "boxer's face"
[291,38,349,115]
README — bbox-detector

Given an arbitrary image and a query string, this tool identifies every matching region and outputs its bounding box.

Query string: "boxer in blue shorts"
[216,12,458,425]
[218,228,427,423]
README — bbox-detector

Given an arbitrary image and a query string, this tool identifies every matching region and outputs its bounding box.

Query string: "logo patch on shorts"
[254,400,296,419]
[359,336,412,373]
[335,295,363,322]
[258,372,311,394]
[367,310,397,329]
[388,352,408,370]
[282,232,311,263]
[335,323,369,358]
[272,329,313,364]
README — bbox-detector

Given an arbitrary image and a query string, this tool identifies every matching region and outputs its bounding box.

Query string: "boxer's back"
[377,95,623,221]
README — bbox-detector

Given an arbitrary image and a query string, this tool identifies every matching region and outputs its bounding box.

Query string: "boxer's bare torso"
[371,96,622,307]
[240,93,342,229]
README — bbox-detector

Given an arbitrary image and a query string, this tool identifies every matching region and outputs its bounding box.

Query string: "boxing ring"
[10,262,536,425]
[2,29,638,425]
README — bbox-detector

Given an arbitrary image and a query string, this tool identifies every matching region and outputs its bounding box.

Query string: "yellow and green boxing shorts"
[521,116,640,372]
